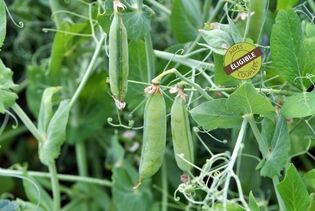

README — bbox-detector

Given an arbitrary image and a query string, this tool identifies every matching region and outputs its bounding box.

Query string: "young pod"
[139,85,167,181]
[109,9,129,109]
[171,88,194,172]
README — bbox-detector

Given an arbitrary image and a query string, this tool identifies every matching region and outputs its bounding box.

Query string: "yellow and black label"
[224,42,262,80]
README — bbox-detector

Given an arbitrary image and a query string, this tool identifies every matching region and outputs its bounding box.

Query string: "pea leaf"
[39,100,70,165]
[123,5,153,41]
[260,115,290,178]
[248,0,268,43]
[213,53,239,86]
[277,164,311,211]
[190,99,242,131]
[37,87,61,134]
[308,193,315,211]
[0,0,6,48]
[0,200,18,211]
[281,91,315,118]
[304,169,315,190]
[23,175,53,211]
[277,0,298,10]
[0,59,18,113]
[249,192,260,211]
[226,83,274,116]
[170,0,201,43]
[270,10,305,89]
[112,162,153,211]
[49,22,90,84]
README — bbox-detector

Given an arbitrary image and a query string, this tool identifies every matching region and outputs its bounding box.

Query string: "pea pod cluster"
[171,87,194,172]
[108,7,129,109]
[139,85,167,182]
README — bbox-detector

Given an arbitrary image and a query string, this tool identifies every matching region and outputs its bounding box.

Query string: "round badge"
[224,42,262,80]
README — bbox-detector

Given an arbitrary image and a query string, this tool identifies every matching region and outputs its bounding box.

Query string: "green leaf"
[213,53,239,86]
[248,0,268,43]
[199,27,234,55]
[38,87,61,134]
[23,176,53,211]
[270,10,305,89]
[67,73,114,144]
[0,0,6,48]
[112,162,153,211]
[277,164,311,211]
[0,200,18,211]
[123,5,153,41]
[249,191,260,211]
[304,169,315,190]
[106,133,125,169]
[226,83,274,116]
[0,59,18,113]
[308,193,315,211]
[281,91,315,118]
[190,99,242,131]
[39,100,70,165]
[170,0,201,43]
[49,22,90,83]
[277,0,298,10]
[260,115,290,178]
[126,40,148,111]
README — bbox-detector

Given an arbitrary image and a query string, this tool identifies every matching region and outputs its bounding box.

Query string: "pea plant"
[0,0,315,210]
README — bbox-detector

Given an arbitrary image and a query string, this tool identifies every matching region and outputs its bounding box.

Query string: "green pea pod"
[109,11,129,109]
[171,95,194,172]
[139,87,166,181]
[248,0,268,43]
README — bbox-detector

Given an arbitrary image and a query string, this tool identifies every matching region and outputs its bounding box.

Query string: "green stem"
[49,163,60,211]
[243,0,252,41]
[0,168,112,186]
[161,163,168,211]
[154,50,214,71]
[69,35,105,108]
[11,104,44,143]
[49,0,62,29]
[76,142,88,176]
[144,33,155,82]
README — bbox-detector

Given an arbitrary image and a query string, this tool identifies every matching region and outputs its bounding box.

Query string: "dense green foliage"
[0,0,315,211]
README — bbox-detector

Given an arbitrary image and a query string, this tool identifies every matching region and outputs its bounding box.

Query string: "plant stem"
[223,119,248,210]
[145,33,155,82]
[243,0,252,41]
[161,162,168,211]
[11,104,44,143]
[49,163,60,211]
[76,142,88,176]
[0,168,112,187]
[49,0,62,29]
[69,35,105,108]
[154,50,214,71]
